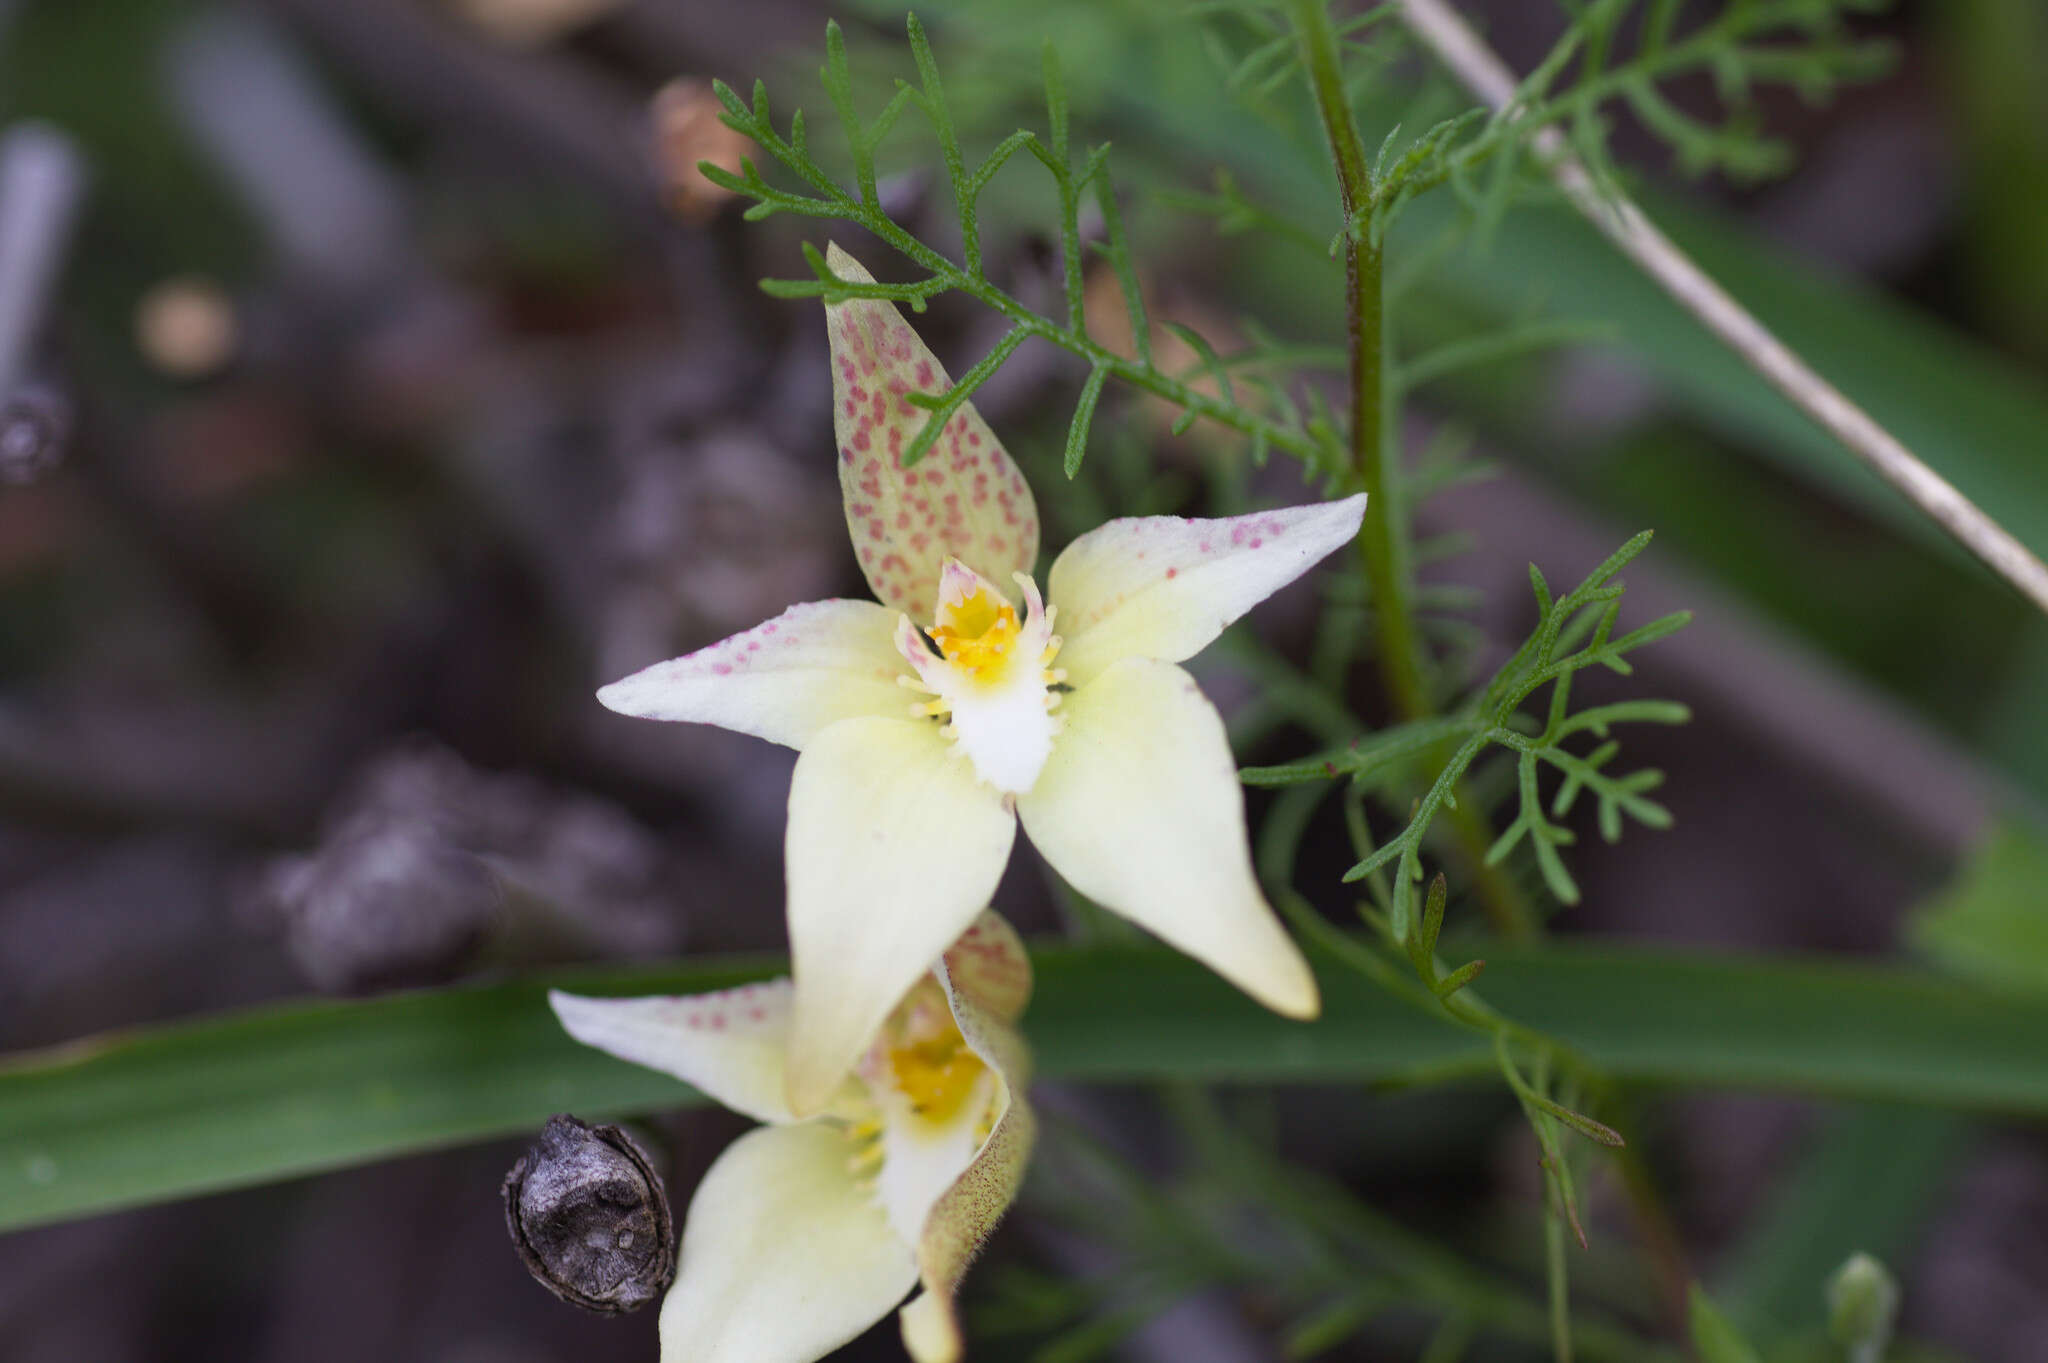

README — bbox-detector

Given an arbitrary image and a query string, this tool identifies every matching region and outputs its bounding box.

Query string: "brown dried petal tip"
[503,1114,676,1315]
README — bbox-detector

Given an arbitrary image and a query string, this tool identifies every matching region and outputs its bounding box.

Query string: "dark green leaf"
[7,943,2048,1232]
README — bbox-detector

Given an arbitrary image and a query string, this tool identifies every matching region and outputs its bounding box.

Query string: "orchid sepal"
[826,244,1038,618]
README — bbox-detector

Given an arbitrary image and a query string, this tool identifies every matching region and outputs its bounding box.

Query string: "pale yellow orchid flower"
[550,912,1034,1363]
[600,244,1365,1114]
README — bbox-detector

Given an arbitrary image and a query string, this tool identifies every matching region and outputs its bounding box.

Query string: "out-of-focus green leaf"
[1714,1105,1964,1336]
[1688,1284,1764,1363]
[9,941,2048,1234]
[1908,823,2048,994]
[1405,190,2048,576]
[1719,818,2046,1337]
[1940,0,2048,365]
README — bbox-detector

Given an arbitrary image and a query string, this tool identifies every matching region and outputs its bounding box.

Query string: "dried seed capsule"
[503,1114,675,1315]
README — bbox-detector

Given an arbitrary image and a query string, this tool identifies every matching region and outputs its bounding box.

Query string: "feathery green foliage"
[699,16,1346,480]
[1245,530,1691,921]
[1199,0,1894,248]
[694,17,1742,1350]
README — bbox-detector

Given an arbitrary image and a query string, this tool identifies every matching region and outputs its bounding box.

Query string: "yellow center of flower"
[898,562,1065,794]
[888,1034,987,1122]
[880,981,989,1124]
[926,586,1020,679]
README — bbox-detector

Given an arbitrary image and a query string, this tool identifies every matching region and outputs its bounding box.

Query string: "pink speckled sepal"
[825,244,1039,621]
[907,913,1036,1363]
[939,910,1033,1025]
[548,979,812,1127]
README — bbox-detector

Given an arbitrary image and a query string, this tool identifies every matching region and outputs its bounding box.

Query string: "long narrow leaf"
[5,943,2048,1233]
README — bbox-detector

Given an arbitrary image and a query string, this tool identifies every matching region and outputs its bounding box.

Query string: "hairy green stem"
[1288,0,1415,716]
[1287,0,1534,939]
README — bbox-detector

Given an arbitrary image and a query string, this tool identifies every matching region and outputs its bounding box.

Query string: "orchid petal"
[899,933,1037,1363]
[826,244,1038,618]
[657,1122,917,1363]
[550,981,844,1127]
[938,909,1033,1026]
[785,715,1016,1117]
[598,599,908,750]
[874,1065,998,1250]
[1017,658,1319,1019]
[1047,493,1368,686]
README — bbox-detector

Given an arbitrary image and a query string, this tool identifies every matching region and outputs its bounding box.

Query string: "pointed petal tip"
[1046,492,1375,685]
[547,987,598,1029]
[1273,978,1321,1021]
[900,1291,962,1363]
[782,1059,843,1123]
[1236,944,1320,1021]
[1249,924,1321,1020]
[824,239,869,283]
[545,988,643,1072]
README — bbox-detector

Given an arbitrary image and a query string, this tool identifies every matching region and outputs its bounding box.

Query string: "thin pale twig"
[0,124,85,400]
[1396,0,2048,620]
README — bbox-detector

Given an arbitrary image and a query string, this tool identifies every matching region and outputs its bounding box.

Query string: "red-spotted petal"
[826,243,1038,619]
[1047,493,1367,686]
[597,599,909,751]
[938,909,1032,1026]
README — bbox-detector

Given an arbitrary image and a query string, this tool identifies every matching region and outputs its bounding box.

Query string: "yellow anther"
[927,585,1022,679]
[881,978,989,1125]
[889,1035,987,1122]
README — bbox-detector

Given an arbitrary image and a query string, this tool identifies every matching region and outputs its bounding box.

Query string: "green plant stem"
[1610,1101,1694,1332]
[1444,799,1533,935]
[1545,1170,1575,1363]
[1288,9,1674,1335]
[1288,0,1412,714]
[1152,1091,1672,1363]
[1288,0,1533,939]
